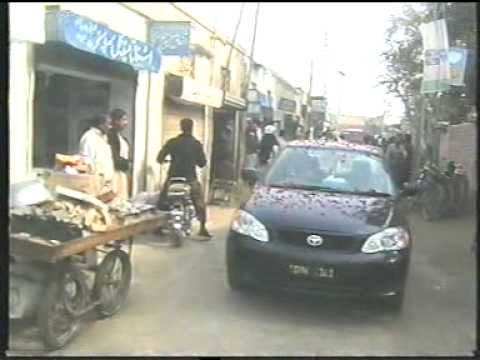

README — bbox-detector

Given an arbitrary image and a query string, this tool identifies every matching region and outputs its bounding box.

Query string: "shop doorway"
[32,43,137,170]
[209,109,237,203]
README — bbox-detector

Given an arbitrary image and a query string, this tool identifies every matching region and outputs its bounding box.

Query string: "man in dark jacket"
[156,118,211,238]
[107,108,131,201]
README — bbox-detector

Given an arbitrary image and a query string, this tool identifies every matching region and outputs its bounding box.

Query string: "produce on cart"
[9,178,166,350]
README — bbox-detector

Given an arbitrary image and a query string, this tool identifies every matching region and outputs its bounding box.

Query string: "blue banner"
[149,21,191,56]
[448,47,468,86]
[48,11,162,73]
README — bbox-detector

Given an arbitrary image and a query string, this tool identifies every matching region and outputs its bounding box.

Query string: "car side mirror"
[241,168,258,185]
[400,182,418,197]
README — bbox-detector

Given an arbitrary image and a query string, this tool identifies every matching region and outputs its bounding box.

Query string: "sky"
[177,2,408,123]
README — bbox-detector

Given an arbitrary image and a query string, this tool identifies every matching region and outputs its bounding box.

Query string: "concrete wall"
[9,40,36,183]
[439,122,477,192]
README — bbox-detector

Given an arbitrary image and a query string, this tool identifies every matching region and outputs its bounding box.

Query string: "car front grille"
[277,230,362,252]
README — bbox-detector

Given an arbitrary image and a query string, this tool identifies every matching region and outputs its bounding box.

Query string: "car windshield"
[264,146,396,196]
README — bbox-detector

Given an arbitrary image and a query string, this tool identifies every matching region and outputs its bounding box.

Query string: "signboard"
[420,19,450,93]
[278,98,296,113]
[149,21,191,56]
[182,77,223,108]
[448,47,468,86]
[311,98,327,112]
[46,11,162,73]
[166,57,194,77]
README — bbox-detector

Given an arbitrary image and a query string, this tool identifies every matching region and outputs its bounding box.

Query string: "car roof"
[286,139,382,157]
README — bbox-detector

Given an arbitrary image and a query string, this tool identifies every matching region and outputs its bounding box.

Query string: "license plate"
[288,264,335,279]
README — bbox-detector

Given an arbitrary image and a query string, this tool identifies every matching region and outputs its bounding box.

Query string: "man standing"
[79,114,115,190]
[385,135,407,188]
[258,124,279,166]
[156,118,211,239]
[107,109,131,202]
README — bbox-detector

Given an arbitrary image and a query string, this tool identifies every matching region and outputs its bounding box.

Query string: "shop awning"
[223,93,246,110]
[165,74,223,108]
[45,10,162,73]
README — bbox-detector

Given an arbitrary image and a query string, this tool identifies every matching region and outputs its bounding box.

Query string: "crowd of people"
[244,119,415,190]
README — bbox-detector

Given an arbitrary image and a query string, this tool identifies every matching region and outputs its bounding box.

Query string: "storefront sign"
[278,98,296,113]
[149,21,191,56]
[46,11,162,73]
[166,56,194,77]
[182,77,223,108]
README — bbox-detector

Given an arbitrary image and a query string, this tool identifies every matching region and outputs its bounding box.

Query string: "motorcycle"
[415,161,469,221]
[165,177,196,247]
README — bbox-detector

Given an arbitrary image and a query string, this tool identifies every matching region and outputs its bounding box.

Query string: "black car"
[227,140,417,311]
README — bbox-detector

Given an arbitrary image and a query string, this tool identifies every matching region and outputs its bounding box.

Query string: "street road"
[9,206,477,356]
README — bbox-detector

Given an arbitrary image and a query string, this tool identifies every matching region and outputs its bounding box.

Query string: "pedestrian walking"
[385,135,407,188]
[258,124,279,166]
[244,120,260,170]
[402,133,414,183]
[276,129,287,150]
[107,108,131,202]
[156,118,212,239]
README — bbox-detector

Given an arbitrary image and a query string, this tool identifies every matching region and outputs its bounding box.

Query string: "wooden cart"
[9,211,168,350]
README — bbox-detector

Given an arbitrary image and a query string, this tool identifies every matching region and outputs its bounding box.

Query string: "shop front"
[31,9,161,196]
[277,97,298,140]
[209,93,246,203]
[161,73,223,196]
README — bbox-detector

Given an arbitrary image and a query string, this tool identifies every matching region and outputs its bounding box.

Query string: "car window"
[265,147,396,195]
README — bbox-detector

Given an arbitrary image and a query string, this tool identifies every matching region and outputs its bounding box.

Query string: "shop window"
[33,71,111,169]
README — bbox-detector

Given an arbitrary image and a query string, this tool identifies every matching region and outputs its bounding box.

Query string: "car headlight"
[231,210,269,242]
[361,227,410,254]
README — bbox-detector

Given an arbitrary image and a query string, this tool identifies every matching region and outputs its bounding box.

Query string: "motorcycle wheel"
[171,229,184,247]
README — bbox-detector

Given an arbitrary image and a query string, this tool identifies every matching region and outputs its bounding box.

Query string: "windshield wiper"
[351,190,393,197]
[269,184,337,192]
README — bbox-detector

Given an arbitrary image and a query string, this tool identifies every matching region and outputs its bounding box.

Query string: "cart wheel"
[37,277,81,350]
[93,249,132,319]
[60,265,90,317]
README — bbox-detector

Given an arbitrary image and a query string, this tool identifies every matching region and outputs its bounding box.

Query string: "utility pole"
[245,3,260,96]
[224,2,245,92]
[224,3,245,180]
[238,2,260,178]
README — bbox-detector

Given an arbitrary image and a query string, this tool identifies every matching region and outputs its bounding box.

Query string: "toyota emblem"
[306,235,324,247]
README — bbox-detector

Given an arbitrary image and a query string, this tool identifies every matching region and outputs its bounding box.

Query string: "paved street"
[9,206,476,356]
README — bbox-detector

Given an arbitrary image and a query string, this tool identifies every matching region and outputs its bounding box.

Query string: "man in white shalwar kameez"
[79,114,115,192]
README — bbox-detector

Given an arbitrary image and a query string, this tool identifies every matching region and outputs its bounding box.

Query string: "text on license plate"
[288,264,335,279]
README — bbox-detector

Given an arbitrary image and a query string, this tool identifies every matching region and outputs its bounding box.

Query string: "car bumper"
[226,231,410,299]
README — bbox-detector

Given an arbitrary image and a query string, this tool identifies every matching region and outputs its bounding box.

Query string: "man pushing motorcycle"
[156,118,212,239]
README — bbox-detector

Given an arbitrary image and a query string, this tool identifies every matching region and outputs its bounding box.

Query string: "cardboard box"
[46,171,104,196]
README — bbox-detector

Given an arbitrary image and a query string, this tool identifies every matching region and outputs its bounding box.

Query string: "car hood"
[243,185,398,235]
